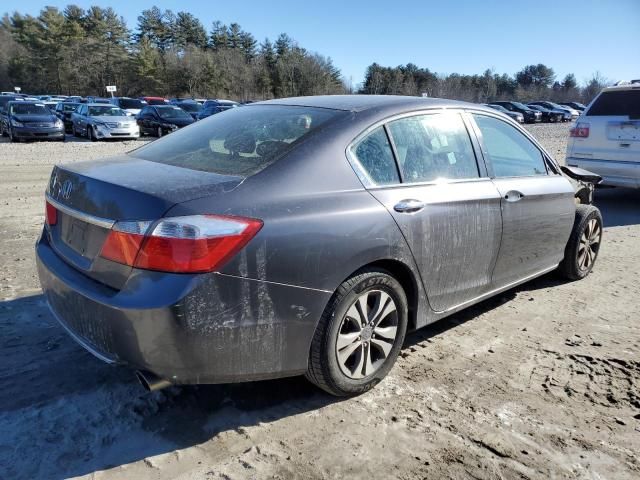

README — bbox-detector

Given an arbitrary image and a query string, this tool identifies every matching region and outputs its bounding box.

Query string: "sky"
[8,0,640,87]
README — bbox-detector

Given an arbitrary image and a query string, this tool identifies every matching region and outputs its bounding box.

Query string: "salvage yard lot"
[0,123,638,479]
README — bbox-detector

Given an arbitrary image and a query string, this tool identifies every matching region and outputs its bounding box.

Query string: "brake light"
[45,200,57,226]
[100,215,262,273]
[570,123,590,138]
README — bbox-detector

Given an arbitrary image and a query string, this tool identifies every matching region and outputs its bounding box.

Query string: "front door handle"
[504,190,525,202]
[394,199,425,213]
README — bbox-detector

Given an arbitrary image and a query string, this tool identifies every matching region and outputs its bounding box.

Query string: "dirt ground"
[0,124,638,480]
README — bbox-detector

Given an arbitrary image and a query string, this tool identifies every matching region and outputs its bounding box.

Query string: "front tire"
[87,126,96,142]
[306,269,408,397]
[558,205,603,281]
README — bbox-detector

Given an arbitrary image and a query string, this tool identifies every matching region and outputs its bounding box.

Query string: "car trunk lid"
[45,156,243,289]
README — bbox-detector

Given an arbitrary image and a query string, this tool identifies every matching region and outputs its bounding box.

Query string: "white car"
[566,81,640,188]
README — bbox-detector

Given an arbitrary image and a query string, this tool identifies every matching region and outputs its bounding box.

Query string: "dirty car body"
[36,95,599,389]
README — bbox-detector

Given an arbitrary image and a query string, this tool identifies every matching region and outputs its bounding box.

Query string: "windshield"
[61,103,79,112]
[11,103,51,115]
[488,104,506,112]
[512,102,530,110]
[119,98,145,109]
[88,105,126,116]
[586,90,640,117]
[156,106,192,119]
[131,105,344,177]
[178,102,202,113]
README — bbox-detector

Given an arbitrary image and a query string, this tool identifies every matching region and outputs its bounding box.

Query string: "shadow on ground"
[594,187,640,228]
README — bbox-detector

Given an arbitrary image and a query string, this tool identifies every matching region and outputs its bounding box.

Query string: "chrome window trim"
[346,108,487,189]
[45,193,115,229]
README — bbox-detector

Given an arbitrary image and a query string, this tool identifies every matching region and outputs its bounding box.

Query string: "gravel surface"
[1,124,639,480]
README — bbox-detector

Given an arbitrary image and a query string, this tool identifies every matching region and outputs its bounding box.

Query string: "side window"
[388,113,479,183]
[351,127,400,186]
[473,114,547,177]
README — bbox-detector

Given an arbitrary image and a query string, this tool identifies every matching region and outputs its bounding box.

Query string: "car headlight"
[11,119,24,127]
[54,119,63,128]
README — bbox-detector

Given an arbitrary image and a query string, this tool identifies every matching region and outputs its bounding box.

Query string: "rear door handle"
[394,199,425,213]
[504,190,525,202]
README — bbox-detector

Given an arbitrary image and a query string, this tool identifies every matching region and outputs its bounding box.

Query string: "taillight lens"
[570,122,590,138]
[45,200,57,226]
[100,215,262,273]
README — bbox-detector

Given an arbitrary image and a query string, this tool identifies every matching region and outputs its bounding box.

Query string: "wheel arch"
[342,258,421,332]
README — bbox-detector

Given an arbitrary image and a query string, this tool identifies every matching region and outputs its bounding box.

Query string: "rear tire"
[558,205,603,281]
[306,268,408,397]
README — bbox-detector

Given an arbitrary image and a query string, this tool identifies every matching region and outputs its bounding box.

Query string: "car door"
[470,112,575,287]
[352,112,504,313]
[137,107,149,133]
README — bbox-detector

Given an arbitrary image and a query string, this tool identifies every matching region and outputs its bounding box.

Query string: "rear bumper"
[94,126,139,139]
[566,156,640,188]
[36,232,330,384]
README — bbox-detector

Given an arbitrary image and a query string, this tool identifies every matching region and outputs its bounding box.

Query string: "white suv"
[566,81,640,188]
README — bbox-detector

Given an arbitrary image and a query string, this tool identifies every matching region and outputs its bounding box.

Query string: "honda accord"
[37,96,603,396]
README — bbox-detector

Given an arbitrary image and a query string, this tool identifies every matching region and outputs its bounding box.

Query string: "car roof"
[602,83,640,92]
[256,94,477,112]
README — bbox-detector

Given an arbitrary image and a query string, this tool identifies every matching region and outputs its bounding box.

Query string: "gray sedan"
[71,103,139,140]
[37,96,603,396]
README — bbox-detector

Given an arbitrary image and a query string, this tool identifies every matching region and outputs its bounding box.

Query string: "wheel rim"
[578,218,601,271]
[157,127,162,137]
[336,289,398,379]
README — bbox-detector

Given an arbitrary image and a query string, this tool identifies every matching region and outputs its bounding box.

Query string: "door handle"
[504,190,525,202]
[394,199,425,213]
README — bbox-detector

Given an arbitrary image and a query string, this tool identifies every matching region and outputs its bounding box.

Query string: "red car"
[139,96,169,106]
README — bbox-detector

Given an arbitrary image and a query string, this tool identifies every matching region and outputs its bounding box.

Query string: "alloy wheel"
[578,218,601,271]
[336,289,399,379]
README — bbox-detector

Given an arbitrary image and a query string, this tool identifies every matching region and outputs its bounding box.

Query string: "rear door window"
[387,113,479,182]
[131,105,344,177]
[586,90,640,117]
[350,127,400,186]
[473,114,547,177]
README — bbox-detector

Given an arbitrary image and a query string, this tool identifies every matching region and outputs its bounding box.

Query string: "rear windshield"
[10,103,50,115]
[586,90,640,117]
[119,98,145,109]
[131,105,343,177]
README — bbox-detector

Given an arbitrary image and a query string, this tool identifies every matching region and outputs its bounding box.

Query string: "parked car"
[140,96,169,106]
[197,99,239,120]
[560,102,586,112]
[1,101,64,142]
[37,96,603,396]
[65,96,85,103]
[86,97,112,104]
[136,104,195,136]
[526,104,566,123]
[485,104,524,123]
[173,101,202,120]
[566,83,640,188]
[0,94,25,133]
[530,101,580,120]
[490,101,542,123]
[54,102,81,133]
[109,97,147,116]
[71,103,140,141]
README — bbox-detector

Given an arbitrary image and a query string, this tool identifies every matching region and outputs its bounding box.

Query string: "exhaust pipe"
[136,370,172,392]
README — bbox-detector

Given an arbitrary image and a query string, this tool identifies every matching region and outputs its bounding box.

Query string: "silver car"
[71,103,140,140]
[38,96,603,396]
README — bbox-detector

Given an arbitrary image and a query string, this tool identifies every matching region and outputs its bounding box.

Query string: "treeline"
[0,5,345,99]
[360,63,609,104]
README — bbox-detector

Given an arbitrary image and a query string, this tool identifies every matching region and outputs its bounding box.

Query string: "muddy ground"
[0,124,638,479]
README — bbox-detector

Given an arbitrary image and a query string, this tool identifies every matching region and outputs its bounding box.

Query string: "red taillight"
[45,200,57,226]
[570,122,590,138]
[99,215,262,273]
